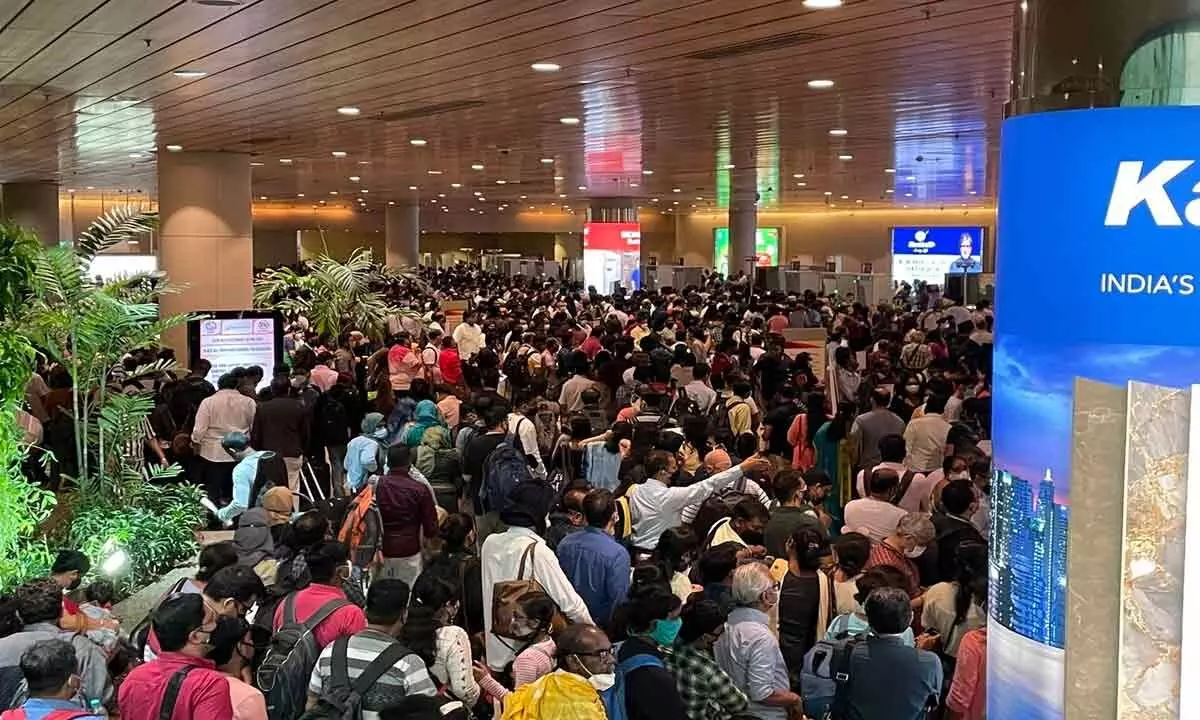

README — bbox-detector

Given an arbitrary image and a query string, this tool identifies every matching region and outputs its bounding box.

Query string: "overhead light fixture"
[885,168,896,173]
[578,185,588,191]
[838,154,853,160]
[519,195,527,199]
[66,189,75,194]
[337,106,361,116]
[85,186,94,190]
[540,158,554,164]
[824,191,833,196]
[349,175,360,181]
[450,182,462,188]
[408,185,418,190]
[905,192,914,197]
[559,117,580,125]
[360,189,369,193]
[553,175,564,181]
[905,175,917,181]
[438,193,446,198]
[172,69,207,78]
[389,200,396,205]
[332,151,347,157]
[885,189,895,194]
[330,191,339,195]
[559,193,567,198]
[828,128,848,136]
[250,162,264,167]
[496,179,507,184]
[803,0,843,7]
[796,182,807,187]
[474,191,483,196]
[642,169,654,175]
[840,194,849,200]
[531,62,561,72]
[793,173,806,179]
[807,79,835,89]
[969,190,978,195]
[258,195,268,200]
[672,188,681,193]
[166,144,183,152]
[297,193,305,198]
[630,183,640,188]
[410,138,427,146]
[427,169,442,175]
[279,158,293,165]
[471,163,485,171]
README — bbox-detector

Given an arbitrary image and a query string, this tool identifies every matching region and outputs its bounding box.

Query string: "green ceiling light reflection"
[715,112,731,209]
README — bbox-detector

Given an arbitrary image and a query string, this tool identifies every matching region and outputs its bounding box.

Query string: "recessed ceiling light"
[531,62,562,72]
[297,193,305,198]
[905,175,917,181]
[672,188,681,193]
[840,194,849,200]
[630,183,639,188]
[642,169,654,175]
[250,162,264,167]
[478,196,486,201]
[885,189,895,194]
[332,151,347,157]
[438,193,446,198]
[427,170,442,175]
[496,179,507,185]
[471,164,486,171]
[828,128,848,136]
[258,195,267,200]
[824,191,833,196]
[905,192,914,197]
[408,186,418,190]
[410,138,427,146]
[349,175,360,182]
[389,200,396,205]
[578,185,588,191]
[279,158,293,165]
[474,191,483,196]
[796,182,807,187]
[559,193,567,198]
[337,107,361,116]
[330,191,339,196]
[360,189,369,193]
[884,168,896,173]
[803,0,843,7]
[66,189,75,194]
[166,144,183,152]
[807,79,835,89]
[969,190,978,195]
[839,154,854,160]
[724,164,736,170]
[85,186,94,190]
[450,182,462,189]
[559,117,580,126]
[172,70,207,78]
[553,175,564,181]
[358,160,370,165]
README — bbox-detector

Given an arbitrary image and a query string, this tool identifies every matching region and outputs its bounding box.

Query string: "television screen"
[891,226,985,287]
[714,227,780,276]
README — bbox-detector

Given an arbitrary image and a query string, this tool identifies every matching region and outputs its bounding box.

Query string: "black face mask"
[207,616,248,658]
[741,529,765,546]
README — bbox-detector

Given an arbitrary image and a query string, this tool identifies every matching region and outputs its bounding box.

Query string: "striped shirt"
[308,629,438,720]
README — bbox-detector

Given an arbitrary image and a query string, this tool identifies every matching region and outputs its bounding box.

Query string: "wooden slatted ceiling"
[0,0,1011,214]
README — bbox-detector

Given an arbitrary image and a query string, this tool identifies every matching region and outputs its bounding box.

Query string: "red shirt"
[864,540,921,599]
[439,348,463,385]
[272,583,367,651]
[580,335,602,359]
[118,652,233,720]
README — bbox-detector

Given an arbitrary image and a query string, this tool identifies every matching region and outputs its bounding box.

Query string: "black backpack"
[299,635,413,720]
[502,348,533,387]
[319,393,351,446]
[711,398,746,447]
[258,595,351,720]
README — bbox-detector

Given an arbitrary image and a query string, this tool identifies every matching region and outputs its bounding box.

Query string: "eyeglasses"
[573,647,615,659]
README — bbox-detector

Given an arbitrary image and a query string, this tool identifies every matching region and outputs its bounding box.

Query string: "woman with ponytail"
[920,541,988,657]
[402,572,481,708]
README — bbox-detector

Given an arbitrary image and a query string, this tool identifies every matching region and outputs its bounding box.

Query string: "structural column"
[1,182,60,246]
[385,201,420,267]
[728,164,758,279]
[158,151,253,359]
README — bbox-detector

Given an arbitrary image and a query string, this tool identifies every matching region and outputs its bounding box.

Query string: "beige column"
[1,182,60,246]
[385,201,420,267]
[158,151,253,360]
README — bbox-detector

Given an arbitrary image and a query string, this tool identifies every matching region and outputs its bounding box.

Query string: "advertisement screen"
[583,222,640,292]
[993,107,1200,720]
[890,226,984,287]
[188,313,282,391]
[713,227,780,276]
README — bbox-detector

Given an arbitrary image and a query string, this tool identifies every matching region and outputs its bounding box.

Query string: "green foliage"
[67,483,205,596]
[0,210,201,594]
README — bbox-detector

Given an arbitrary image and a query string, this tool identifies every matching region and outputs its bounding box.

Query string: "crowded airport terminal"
[0,0,1187,718]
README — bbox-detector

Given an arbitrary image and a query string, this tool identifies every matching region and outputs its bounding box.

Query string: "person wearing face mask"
[630,450,772,553]
[930,480,986,585]
[608,576,688,720]
[0,581,112,712]
[207,618,266,720]
[118,593,235,720]
[4,639,103,720]
[865,512,936,612]
[250,377,310,502]
[473,592,559,698]
[212,433,273,526]
[714,564,802,720]
[557,490,631,626]
[400,575,479,708]
[345,413,391,495]
[490,625,610,720]
[271,541,367,652]
[704,498,770,551]
[662,598,751,720]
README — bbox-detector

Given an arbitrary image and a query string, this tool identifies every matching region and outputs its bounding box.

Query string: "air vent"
[377,100,486,122]
[686,30,823,60]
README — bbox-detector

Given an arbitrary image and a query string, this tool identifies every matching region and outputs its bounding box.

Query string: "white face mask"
[904,545,927,559]
[584,671,615,692]
[948,471,970,481]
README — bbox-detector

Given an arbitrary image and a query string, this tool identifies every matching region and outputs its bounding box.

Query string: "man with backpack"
[1,640,102,720]
[305,579,437,720]
[118,594,234,720]
[481,482,592,672]
[461,405,511,540]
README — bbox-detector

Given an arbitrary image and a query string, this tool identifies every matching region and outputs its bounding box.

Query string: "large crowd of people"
[7,265,994,719]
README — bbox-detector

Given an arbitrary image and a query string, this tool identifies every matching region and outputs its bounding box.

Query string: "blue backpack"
[600,653,664,720]
[480,425,534,513]
[799,630,866,720]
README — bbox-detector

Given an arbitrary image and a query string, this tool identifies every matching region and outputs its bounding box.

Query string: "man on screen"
[948,233,983,273]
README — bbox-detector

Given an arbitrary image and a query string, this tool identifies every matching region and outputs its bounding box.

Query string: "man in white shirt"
[855,434,933,513]
[191,373,256,502]
[683,363,718,414]
[904,394,952,473]
[629,450,771,552]
[506,405,547,479]
[844,468,909,541]
[451,312,485,360]
[481,483,592,670]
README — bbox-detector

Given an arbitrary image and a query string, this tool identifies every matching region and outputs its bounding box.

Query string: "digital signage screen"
[714,227,780,276]
[583,222,641,292]
[891,226,985,287]
[187,311,283,392]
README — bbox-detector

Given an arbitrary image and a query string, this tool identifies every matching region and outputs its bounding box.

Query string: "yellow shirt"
[727,396,753,436]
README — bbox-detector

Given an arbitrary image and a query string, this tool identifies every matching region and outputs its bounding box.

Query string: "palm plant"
[255,246,428,340]
[20,208,193,495]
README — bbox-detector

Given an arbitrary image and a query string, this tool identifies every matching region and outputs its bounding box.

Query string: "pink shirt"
[272,583,367,651]
[437,396,461,428]
[946,629,987,719]
[767,315,789,333]
[310,365,339,392]
[228,676,268,720]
